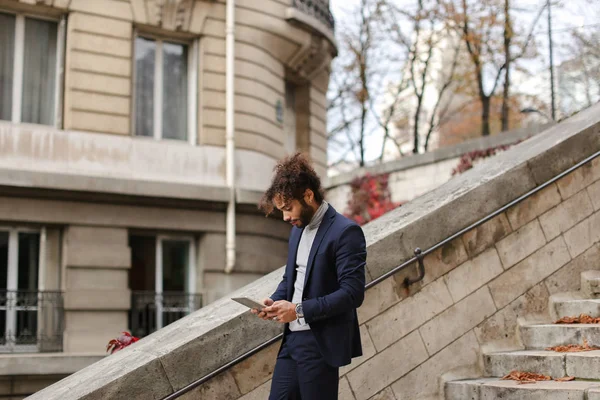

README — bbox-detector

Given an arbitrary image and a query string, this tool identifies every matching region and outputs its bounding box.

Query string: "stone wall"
[338,160,600,400]
[26,107,600,400]
[62,226,131,353]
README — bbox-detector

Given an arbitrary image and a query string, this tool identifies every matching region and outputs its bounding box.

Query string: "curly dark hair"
[259,152,325,215]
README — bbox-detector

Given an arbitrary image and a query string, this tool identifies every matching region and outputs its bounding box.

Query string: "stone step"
[484,351,565,378]
[554,299,600,319]
[484,350,600,380]
[581,270,600,299]
[520,324,600,349]
[446,378,600,400]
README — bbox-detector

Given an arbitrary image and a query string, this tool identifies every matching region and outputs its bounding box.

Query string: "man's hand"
[251,298,274,320]
[263,300,297,324]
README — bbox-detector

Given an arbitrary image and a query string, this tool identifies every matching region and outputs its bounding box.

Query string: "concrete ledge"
[0,353,104,376]
[28,104,600,399]
[0,167,265,206]
[0,121,272,206]
[326,123,554,189]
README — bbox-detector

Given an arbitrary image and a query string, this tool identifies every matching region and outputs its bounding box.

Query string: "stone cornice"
[148,0,193,31]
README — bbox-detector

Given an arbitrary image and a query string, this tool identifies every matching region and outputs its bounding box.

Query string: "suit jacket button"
[302,297,307,301]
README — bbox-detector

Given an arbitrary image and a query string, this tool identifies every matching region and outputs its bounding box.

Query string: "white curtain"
[162,42,187,141]
[135,37,155,137]
[0,13,15,121]
[21,18,57,125]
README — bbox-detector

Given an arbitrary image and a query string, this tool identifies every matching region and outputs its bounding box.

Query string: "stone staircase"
[447,270,600,400]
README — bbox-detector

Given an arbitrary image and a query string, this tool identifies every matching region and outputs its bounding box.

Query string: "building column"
[62,226,131,353]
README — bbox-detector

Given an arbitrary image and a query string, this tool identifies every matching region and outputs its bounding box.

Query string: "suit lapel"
[287,227,303,300]
[303,206,336,289]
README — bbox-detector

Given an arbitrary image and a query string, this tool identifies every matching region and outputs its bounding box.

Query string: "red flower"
[106,332,140,354]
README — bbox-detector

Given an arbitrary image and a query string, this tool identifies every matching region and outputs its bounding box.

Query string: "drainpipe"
[225,0,236,274]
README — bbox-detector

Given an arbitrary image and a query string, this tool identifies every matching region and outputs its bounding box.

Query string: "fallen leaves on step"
[555,376,576,382]
[502,371,577,384]
[502,371,551,384]
[547,338,600,352]
[555,314,600,324]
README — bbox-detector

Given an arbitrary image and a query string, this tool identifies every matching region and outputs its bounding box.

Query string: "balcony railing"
[0,290,64,353]
[292,0,335,31]
[130,291,203,338]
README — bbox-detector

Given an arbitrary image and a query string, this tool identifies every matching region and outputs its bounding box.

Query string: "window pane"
[0,232,8,290]
[284,82,297,154]
[0,307,5,346]
[21,18,57,125]
[0,232,8,346]
[129,235,156,291]
[0,13,15,121]
[162,42,188,141]
[161,240,188,292]
[135,37,155,137]
[18,232,39,291]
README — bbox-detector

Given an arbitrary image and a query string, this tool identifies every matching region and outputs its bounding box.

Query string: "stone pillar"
[62,227,131,353]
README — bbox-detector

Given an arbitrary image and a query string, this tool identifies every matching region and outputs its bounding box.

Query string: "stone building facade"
[0,0,334,396]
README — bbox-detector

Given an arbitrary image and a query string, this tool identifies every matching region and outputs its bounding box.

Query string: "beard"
[297,200,315,228]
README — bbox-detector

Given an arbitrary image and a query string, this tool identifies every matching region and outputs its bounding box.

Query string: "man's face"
[274,194,316,229]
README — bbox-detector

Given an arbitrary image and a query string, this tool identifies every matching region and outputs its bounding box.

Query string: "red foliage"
[451,140,522,176]
[344,173,402,226]
[106,332,139,354]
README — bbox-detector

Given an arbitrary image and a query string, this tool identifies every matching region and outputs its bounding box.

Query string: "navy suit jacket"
[270,205,367,367]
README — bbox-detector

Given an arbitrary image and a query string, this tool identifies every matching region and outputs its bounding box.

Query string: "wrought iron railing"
[0,290,64,353]
[129,291,202,338]
[292,0,335,31]
[161,150,600,399]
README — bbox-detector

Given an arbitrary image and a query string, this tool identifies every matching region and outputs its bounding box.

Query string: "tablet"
[232,297,266,311]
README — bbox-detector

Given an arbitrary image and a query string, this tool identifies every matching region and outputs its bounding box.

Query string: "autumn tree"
[443,0,543,136]
[328,0,400,167]
[381,0,464,154]
[560,3,600,114]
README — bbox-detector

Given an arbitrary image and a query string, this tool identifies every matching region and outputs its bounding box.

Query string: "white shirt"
[289,201,329,332]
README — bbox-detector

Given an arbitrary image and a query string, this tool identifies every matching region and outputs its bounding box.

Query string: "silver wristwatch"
[295,303,304,319]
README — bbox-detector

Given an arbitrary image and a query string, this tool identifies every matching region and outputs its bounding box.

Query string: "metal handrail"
[163,149,600,400]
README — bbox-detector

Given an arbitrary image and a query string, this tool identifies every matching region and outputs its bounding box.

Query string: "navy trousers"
[269,330,339,400]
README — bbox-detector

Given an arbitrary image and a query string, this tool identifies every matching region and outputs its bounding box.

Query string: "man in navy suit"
[253,153,367,400]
